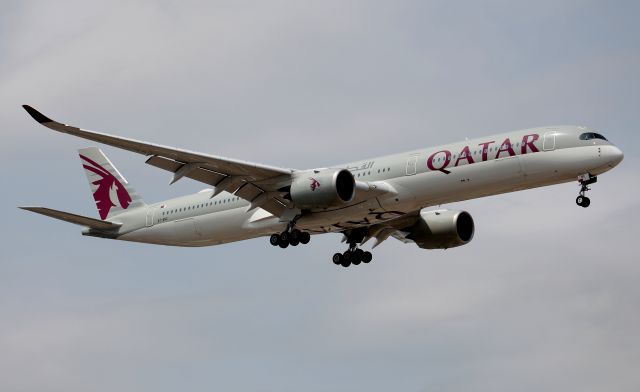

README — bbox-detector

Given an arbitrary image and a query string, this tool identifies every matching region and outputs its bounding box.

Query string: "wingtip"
[22,105,53,123]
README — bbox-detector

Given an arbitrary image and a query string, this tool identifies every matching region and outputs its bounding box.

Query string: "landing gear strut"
[576,174,597,208]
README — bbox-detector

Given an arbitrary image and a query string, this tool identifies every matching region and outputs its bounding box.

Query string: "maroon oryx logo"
[309,178,320,191]
[80,154,132,219]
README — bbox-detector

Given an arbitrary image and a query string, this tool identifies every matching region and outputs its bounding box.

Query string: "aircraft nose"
[605,145,624,167]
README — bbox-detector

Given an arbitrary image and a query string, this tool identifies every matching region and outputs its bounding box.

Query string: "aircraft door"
[543,132,556,151]
[405,155,418,176]
[145,207,156,227]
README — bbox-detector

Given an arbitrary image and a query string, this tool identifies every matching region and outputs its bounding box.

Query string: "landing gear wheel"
[332,253,343,265]
[581,197,591,208]
[343,251,352,263]
[289,238,300,246]
[576,196,591,208]
[278,232,290,248]
[352,249,364,265]
[290,229,301,241]
[269,234,280,246]
[299,232,311,244]
[340,258,351,268]
[362,251,372,263]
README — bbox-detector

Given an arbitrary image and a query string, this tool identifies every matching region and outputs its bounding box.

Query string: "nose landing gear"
[576,174,597,208]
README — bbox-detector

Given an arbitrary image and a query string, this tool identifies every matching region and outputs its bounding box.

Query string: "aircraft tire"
[332,253,343,265]
[290,238,300,246]
[270,234,280,246]
[581,197,591,208]
[343,251,352,263]
[300,232,311,244]
[278,232,290,248]
[362,251,373,263]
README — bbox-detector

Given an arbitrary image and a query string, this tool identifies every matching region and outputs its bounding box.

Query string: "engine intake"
[290,169,355,209]
[408,209,475,249]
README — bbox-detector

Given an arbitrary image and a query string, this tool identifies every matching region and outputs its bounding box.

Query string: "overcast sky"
[1,1,639,391]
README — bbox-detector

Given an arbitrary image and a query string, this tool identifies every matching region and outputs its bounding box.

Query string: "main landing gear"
[269,229,311,248]
[332,247,372,268]
[576,174,597,208]
[332,229,373,268]
[269,217,311,248]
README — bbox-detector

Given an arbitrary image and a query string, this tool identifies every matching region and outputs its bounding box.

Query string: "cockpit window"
[579,132,608,141]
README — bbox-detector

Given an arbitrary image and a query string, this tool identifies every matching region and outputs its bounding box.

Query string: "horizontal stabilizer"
[19,207,122,231]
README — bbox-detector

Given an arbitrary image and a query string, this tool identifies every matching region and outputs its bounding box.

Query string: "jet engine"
[407,209,475,249]
[290,169,355,209]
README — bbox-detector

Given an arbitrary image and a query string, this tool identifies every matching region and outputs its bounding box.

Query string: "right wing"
[22,105,294,217]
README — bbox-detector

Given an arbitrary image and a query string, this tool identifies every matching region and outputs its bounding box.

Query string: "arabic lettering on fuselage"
[346,161,375,172]
[427,134,540,174]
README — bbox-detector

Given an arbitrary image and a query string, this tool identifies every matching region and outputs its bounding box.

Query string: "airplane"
[19,105,624,267]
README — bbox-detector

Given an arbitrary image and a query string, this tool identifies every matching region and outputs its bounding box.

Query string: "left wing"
[23,105,293,216]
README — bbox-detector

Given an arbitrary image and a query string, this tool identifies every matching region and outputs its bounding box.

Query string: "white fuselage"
[107,125,623,247]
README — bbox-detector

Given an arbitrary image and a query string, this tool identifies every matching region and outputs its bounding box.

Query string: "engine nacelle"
[290,169,355,209]
[408,209,475,249]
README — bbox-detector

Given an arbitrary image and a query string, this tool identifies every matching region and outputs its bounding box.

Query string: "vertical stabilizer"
[78,147,145,220]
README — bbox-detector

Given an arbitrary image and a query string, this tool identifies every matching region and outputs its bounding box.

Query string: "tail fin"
[78,147,145,220]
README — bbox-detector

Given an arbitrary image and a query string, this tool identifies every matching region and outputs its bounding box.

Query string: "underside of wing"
[342,211,421,248]
[22,105,294,217]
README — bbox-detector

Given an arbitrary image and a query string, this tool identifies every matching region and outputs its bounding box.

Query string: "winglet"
[22,105,54,123]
